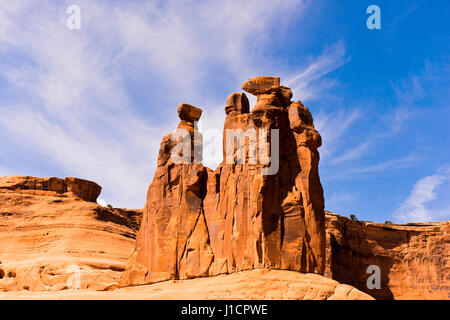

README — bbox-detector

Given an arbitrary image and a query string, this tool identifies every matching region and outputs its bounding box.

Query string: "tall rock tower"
[120,77,325,286]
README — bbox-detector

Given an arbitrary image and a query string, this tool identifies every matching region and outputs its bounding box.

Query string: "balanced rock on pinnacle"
[177,103,202,123]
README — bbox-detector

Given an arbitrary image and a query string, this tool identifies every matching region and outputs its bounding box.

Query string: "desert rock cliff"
[0,176,141,291]
[325,212,449,300]
[120,76,326,286]
[0,179,447,299]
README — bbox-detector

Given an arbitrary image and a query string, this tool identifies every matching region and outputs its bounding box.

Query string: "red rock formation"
[202,78,325,275]
[119,103,212,285]
[325,212,450,300]
[0,177,447,299]
[120,76,326,286]
[0,176,141,291]
[0,176,101,202]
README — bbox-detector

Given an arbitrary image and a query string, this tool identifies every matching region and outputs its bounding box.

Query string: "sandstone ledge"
[0,176,101,202]
[0,176,142,291]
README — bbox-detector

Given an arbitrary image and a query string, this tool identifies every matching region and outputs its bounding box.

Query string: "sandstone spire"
[120,77,326,286]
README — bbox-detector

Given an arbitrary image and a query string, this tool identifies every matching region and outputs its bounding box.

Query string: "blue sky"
[0,0,448,223]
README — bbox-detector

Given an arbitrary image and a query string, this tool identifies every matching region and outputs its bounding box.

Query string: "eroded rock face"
[119,103,212,285]
[0,176,141,291]
[225,92,249,117]
[325,212,450,300]
[0,176,101,203]
[120,77,326,286]
[202,78,325,275]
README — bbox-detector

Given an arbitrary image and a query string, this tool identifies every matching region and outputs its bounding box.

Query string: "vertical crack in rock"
[120,77,326,286]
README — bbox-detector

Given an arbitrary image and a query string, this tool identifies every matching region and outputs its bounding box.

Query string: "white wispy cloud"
[326,191,355,210]
[314,108,362,160]
[323,154,420,181]
[346,154,419,175]
[111,0,309,102]
[320,58,448,175]
[331,139,372,164]
[286,40,348,101]
[330,106,414,164]
[0,1,169,208]
[394,167,450,223]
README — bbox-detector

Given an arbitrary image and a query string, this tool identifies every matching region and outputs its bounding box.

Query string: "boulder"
[242,76,280,95]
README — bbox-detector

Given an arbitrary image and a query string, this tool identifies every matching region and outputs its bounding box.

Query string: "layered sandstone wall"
[325,212,449,300]
[0,176,141,291]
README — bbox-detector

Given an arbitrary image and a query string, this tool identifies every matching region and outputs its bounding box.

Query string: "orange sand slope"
[0,270,373,300]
